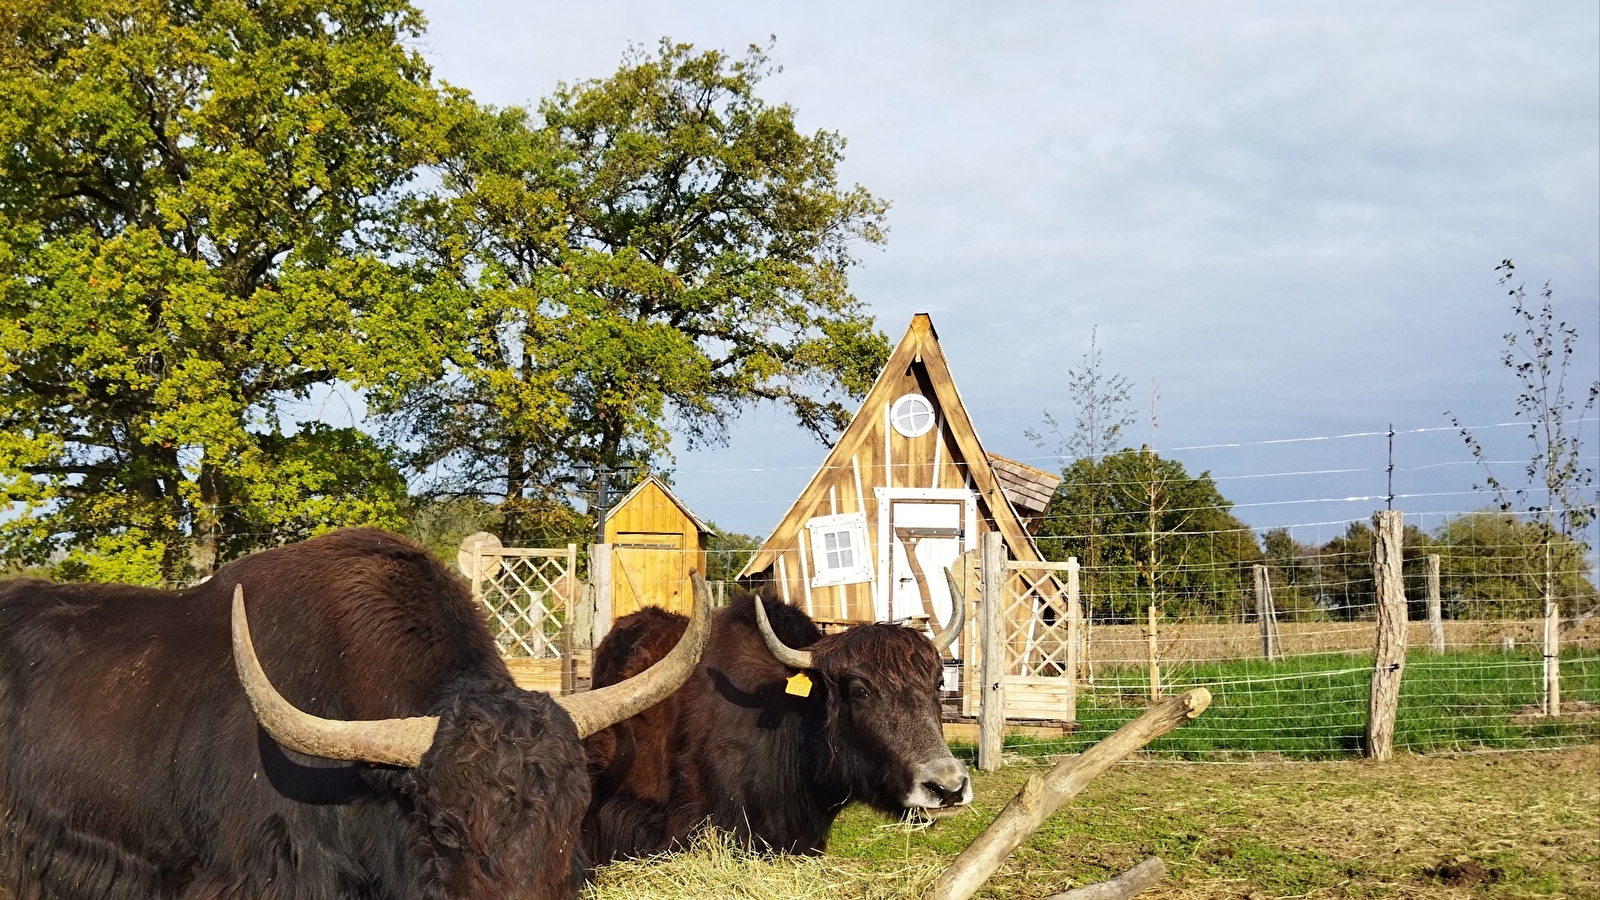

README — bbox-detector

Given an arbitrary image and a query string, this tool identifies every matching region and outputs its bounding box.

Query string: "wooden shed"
[737,313,1061,658]
[603,473,710,620]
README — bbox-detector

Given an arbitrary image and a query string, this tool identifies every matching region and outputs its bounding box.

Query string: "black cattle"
[0,528,708,900]
[583,588,970,861]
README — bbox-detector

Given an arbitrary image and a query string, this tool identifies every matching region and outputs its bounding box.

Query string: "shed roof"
[606,473,711,535]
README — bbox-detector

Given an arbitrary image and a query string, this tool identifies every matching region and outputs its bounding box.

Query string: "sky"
[408,1,1600,547]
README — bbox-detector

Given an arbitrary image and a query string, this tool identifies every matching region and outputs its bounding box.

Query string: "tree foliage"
[0,0,437,581]
[1433,512,1597,618]
[368,40,890,540]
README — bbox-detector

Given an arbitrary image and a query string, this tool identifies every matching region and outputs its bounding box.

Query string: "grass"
[988,649,1600,759]
[586,747,1600,900]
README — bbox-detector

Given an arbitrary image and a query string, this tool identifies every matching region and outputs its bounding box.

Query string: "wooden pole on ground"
[1426,553,1443,654]
[1146,604,1160,701]
[1043,857,1167,900]
[923,689,1211,900]
[978,530,1006,773]
[1367,510,1407,761]
[1065,557,1080,723]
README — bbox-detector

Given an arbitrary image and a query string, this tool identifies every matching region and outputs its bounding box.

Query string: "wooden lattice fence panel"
[1003,566,1071,677]
[470,546,578,661]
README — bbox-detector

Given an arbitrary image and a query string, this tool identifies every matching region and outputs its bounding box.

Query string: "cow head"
[231,577,712,898]
[753,594,972,815]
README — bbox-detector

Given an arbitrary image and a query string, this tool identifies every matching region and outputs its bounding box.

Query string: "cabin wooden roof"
[738,313,1048,580]
[987,453,1061,527]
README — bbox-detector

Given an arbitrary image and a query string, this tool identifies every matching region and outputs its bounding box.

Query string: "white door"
[875,489,976,655]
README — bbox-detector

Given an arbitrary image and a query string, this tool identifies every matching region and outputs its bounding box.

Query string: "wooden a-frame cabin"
[738,314,1060,664]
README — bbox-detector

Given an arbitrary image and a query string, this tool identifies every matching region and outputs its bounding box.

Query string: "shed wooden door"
[611,532,695,619]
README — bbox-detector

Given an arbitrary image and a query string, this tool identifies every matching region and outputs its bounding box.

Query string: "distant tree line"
[1032,449,1597,623]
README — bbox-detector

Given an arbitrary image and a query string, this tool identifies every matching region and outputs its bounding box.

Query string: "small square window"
[806,513,873,587]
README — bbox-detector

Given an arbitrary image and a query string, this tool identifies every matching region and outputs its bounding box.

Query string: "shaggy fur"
[583,592,961,862]
[0,529,589,900]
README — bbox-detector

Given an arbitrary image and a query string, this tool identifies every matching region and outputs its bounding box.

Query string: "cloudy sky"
[410,1,1600,545]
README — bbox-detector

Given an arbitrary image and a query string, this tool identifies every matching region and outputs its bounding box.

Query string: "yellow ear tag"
[785,671,813,697]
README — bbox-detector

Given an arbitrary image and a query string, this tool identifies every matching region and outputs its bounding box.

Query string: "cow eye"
[848,682,870,701]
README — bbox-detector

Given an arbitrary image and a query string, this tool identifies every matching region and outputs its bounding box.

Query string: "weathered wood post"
[1146,604,1161,701]
[924,689,1212,900]
[1253,563,1277,660]
[1367,510,1407,760]
[1065,557,1080,723]
[978,530,1006,772]
[1426,553,1443,654]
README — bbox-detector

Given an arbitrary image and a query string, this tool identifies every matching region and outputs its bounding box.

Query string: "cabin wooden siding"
[740,314,1056,632]
[604,477,708,619]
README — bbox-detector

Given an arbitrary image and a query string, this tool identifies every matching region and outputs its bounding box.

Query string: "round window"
[890,393,936,438]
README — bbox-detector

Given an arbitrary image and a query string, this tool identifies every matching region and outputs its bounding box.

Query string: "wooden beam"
[924,689,1211,900]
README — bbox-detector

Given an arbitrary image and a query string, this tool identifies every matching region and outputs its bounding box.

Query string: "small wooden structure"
[602,473,710,620]
[738,313,1070,718]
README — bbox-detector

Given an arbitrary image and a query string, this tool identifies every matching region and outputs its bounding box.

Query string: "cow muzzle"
[905,756,973,809]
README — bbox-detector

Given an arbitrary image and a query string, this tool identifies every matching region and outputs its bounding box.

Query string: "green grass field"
[588,748,1600,900]
[989,648,1600,759]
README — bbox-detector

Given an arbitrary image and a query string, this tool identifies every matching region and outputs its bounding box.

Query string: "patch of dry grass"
[584,830,939,900]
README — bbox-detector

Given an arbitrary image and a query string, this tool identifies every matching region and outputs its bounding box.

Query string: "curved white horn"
[753,592,814,669]
[555,570,714,738]
[935,566,968,653]
[233,585,440,767]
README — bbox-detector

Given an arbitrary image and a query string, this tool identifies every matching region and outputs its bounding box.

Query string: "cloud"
[414,0,1599,538]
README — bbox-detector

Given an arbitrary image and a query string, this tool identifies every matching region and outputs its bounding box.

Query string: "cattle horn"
[232,585,440,767]
[753,593,814,669]
[555,570,714,739]
[934,566,968,653]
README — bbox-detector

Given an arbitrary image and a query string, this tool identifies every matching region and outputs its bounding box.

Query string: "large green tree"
[367,41,889,540]
[1036,447,1261,620]
[0,0,437,582]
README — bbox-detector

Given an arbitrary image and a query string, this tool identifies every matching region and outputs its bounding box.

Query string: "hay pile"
[584,831,940,900]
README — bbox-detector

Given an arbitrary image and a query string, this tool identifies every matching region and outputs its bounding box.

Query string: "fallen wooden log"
[1043,855,1167,900]
[923,688,1211,900]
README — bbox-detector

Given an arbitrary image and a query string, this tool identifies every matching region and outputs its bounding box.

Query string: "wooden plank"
[1001,677,1079,720]
[941,720,1077,743]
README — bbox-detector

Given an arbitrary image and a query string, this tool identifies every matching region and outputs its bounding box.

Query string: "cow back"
[0,528,511,899]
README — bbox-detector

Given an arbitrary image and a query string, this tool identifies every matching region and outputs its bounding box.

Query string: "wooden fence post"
[1367,510,1407,761]
[1065,557,1080,723]
[591,543,613,647]
[561,544,578,695]
[978,531,1006,773]
[1426,553,1443,654]
[1146,604,1161,701]
[1253,563,1278,660]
